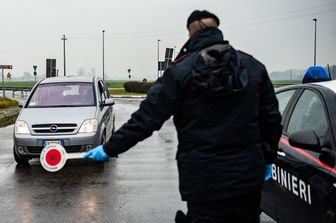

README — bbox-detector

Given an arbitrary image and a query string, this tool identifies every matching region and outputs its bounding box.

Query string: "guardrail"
[1,87,32,98]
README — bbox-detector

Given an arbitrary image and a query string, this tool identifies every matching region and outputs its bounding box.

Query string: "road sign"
[1,66,12,97]
[0,65,12,69]
[46,59,56,78]
[40,144,84,172]
[165,48,174,59]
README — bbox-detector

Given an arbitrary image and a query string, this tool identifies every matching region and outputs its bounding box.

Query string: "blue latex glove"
[264,164,272,181]
[83,145,108,161]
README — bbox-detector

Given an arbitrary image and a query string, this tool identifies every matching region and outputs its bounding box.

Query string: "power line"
[61,34,67,76]
[222,7,336,30]
[223,2,336,25]
[68,5,336,40]
[69,32,184,40]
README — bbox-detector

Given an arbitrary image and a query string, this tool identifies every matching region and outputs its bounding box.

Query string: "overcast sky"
[1,0,335,80]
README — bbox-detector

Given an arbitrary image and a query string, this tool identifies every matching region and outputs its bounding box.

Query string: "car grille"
[31,123,77,134]
[27,145,82,154]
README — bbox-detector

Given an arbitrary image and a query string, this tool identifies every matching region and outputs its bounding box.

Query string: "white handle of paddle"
[66,152,86,159]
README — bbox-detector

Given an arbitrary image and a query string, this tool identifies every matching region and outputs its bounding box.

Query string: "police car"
[261,69,336,223]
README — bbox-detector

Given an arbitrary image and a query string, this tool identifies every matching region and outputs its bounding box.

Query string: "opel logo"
[50,124,58,132]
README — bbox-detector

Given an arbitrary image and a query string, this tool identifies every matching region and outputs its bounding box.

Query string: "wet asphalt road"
[0,98,276,223]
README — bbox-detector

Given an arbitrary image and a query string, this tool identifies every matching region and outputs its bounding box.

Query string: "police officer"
[84,10,282,223]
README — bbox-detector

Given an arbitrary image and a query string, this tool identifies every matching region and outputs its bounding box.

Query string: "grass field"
[3,80,300,92]
[3,80,128,88]
[105,80,127,88]
[3,81,37,88]
[272,80,300,88]
[272,80,300,85]
[109,88,145,96]
[3,80,145,96]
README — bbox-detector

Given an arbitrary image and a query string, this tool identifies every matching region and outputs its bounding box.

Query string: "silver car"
[13,76,115,164]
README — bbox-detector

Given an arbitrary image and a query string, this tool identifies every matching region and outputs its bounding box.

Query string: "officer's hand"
[264,164,272,181]
[83,145,108,161]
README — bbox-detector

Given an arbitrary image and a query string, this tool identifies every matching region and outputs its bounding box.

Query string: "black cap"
[187,10,220,28]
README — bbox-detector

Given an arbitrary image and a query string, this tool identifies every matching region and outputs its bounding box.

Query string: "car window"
[28,82,95,107]
[287,90,328,142]
[276,90,295,115]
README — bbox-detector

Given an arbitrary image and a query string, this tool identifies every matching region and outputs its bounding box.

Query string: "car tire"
[13,147,29,165]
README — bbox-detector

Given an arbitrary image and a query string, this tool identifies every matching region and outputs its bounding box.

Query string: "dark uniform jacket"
[103,27,282,202]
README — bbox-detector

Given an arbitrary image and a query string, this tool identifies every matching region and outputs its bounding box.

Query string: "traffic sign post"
[127,68,131,80]
[33,65,37,82]
[0,65,13,98]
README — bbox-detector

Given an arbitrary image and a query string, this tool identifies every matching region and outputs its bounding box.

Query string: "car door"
[274,88,336,223]
[262,88,297,220]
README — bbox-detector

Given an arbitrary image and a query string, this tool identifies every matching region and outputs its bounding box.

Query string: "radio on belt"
[40,144,85,172]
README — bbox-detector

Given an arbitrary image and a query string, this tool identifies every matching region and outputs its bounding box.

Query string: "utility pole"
[1,68,4,97]
[327,64,331,79]
[157,39,161,78]
[173,45,177,60]
[102,30,105,81]
[62,34,67,76]
[313,19,317,66]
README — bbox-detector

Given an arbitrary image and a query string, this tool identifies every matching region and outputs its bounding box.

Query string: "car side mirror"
[101,98,115,107]
[319,148,336,166]
[288,130,321,152]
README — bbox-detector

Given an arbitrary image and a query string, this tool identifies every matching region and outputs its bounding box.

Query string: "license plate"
[43,140,63,147]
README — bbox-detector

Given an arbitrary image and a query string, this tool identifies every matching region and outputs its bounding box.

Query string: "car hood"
[18,107,97,126]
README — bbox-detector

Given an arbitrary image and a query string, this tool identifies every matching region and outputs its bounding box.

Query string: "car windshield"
[27,82,95,107]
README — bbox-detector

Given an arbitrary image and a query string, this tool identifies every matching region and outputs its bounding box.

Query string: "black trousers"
[186,193,261,223]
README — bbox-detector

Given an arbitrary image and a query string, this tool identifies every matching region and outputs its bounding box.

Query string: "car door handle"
[277,151,286,157]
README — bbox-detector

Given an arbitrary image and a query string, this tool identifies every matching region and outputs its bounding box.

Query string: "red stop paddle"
[40,144,85,172]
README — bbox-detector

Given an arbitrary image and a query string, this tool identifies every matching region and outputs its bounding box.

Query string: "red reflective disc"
[45,149,62,166]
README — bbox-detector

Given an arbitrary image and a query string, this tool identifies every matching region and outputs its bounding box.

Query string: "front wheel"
[13,147,29,165]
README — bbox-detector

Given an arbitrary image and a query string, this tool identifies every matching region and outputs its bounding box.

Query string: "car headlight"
[79,119,97,133]
[15,121,30,134]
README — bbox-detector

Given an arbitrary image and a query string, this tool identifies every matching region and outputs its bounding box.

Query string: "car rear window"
[27,82,95,107]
